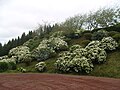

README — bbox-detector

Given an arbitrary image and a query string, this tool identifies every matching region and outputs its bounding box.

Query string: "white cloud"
[0,0,119,44]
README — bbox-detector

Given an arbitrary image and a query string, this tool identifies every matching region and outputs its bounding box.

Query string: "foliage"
[108,31,119,37]
[9,46,31,63]
[35,62,46,72]
[32,37,68,61]
[32,42,56,61]
[55,45,94,73]
[83,33,92,40]
[49,37,68,51]
[85,41,101,50]
[0,62,8,72]
[91,30,108,40]
[0,56,17,71]
[69,44,82,51]
[112,33,120,42]
[100,37,118,50]
[81,40,90,47]
[87,47,107,63]
[22,53,33,66]
[17,67,27,73]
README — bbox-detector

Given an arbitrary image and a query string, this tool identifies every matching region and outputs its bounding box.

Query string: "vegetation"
[0,6,120,78]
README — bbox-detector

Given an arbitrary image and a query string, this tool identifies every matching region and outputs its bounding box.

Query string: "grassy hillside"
[1,24,120,78]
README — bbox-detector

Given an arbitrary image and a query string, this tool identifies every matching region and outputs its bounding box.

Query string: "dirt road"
[0,74,120,90]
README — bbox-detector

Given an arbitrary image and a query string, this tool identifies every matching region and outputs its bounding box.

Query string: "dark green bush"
[112,33,120,42]
[91,30,108,40]
[0,62,8,72]
[81,40,90,47]
[83,33,92,40]
[17,67,27,73]
[8,62,16,70]
[108,31,119,37]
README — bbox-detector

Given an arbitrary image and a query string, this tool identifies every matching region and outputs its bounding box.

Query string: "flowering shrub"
[71,57,93,73]
[49,37,68,50]
[32,37,68,61]
[100,37,118,50]
[32,43,56,61]
[87,47,107,63]
[91,30,108,40]
[55,48,94,73]
[35,62,46,72]
[50,31,65,39]
[17,67,27,73]
[85,41,101,50]
[0,56,17,71]
[0,55,8,60]
[22,53,33,66]
[69,44,82,52]
[9,46,31,63]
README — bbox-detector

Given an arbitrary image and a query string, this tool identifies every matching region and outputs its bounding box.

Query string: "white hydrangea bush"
[55,46,94,73]
[32,43,56,61]
[100,37,118,50]
[71,57,93,73]
[0,55,8,60]
[32,37,68,61]
[9,46,31,63]
[49,37,68,50]
[0,56,16,64]
[86,47,107,63]
[85,41,101,50]
[35,62,46,72]
[69,44,82,52]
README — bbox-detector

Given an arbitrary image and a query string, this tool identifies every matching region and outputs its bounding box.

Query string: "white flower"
[35,62,46,72]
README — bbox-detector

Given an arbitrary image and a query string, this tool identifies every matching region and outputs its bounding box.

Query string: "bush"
[112,33,120,42]
[0,62,8,72]
[32,44,56,61]
[17,67,27,73]
[22,53,33,66]
[35,62,46,72]
[100,37,118,50]
[8,62,16,70]
[55,48,93,73]
[91,30,108,40]
[85,41,101,50]
[49,37,68,51]
[9,46,31,63]
[86,47,107,63]
[83,33,92,40]
[108,31,119,37]
[81,40,90,47]
[69,44,82,52]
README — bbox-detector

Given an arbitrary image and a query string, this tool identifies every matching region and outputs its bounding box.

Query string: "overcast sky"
[0,0,119,45]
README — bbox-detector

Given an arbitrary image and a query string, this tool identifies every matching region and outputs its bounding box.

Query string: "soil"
[0,74,120,90]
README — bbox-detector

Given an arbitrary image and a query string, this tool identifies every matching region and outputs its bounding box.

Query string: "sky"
[0,0,119,45]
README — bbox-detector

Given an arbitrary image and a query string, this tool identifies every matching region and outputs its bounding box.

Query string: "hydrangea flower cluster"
[35,62,46,72]
[32,37,68,61]
[0,55,8,60]
[55,45,94,73]
[49,37,68,50]
[86,47,107,63]
[55,37,118,74]
[100,37,118,50]
[0,56,16,64]
[32,42,56,61]
[9,46,31,63]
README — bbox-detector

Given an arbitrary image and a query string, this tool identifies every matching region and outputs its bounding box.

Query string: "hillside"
[0,7,120,78]
[0,23,119,78]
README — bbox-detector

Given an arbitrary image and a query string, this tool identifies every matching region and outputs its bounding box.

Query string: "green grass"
[89,50,120,78]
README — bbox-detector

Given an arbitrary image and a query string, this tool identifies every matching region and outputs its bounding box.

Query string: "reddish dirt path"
[0,74,120,90]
